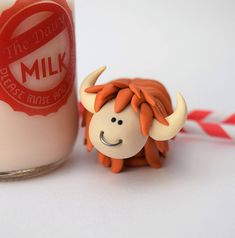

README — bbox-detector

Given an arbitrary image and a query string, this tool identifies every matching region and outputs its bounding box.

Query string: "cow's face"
[81,67,187,158]
[89,99,148,159]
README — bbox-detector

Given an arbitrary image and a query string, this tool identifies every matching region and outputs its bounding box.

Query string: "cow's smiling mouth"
[99,131,123,147]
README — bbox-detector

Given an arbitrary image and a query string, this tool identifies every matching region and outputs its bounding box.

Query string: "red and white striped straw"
[187,110,235,125]
[182,120,235,141]
[182,110,235,141]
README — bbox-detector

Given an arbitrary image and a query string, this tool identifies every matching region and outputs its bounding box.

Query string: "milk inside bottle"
[0,0,78,180]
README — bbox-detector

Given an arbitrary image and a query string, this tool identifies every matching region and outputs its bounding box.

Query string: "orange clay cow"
[81,67,187,173]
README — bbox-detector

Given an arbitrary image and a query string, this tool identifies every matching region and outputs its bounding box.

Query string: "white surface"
[0,131,234,238]
[0,0,235,238]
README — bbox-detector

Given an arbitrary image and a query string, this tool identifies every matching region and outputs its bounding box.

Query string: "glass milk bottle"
[0,0,78,180]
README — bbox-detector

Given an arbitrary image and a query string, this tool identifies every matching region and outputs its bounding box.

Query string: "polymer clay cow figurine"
[80,67,187,173]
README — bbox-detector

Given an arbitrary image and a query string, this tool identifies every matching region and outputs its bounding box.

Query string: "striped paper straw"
[182,120,235,141]
[187,110,235,125]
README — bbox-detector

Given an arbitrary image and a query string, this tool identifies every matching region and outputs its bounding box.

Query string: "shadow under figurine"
[80,66,187,173]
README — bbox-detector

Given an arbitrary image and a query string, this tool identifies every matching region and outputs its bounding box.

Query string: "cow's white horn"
[149,92,187,141]
[80,66,106,113]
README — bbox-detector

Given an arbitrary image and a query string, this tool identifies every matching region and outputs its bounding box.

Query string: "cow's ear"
[80,66,106,113]
[149,93,187,141]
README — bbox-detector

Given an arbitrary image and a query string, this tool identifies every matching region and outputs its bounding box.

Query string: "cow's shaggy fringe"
[82,78,173,173]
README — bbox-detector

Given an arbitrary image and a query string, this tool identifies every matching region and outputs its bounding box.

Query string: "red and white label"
[0,0,75,115]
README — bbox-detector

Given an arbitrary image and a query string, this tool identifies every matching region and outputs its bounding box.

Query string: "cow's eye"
[111,117,116,123]
[118,120,123,125]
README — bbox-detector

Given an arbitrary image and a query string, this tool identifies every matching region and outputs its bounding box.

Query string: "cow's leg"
[98,152,111,167]
[144,138,162,168]
[111,159,124,173]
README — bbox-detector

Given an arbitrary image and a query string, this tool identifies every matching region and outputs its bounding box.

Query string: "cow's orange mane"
[82,78,174,173]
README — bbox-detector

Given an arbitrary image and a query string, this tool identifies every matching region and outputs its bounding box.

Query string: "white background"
[76,0,235,112]
[1,0,235,238]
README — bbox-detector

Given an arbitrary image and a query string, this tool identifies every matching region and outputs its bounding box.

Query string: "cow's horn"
[80,66,106,113]
[149,92,187,141]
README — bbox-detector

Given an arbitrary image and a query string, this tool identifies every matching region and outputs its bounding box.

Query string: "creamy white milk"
[0,0,78,177]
